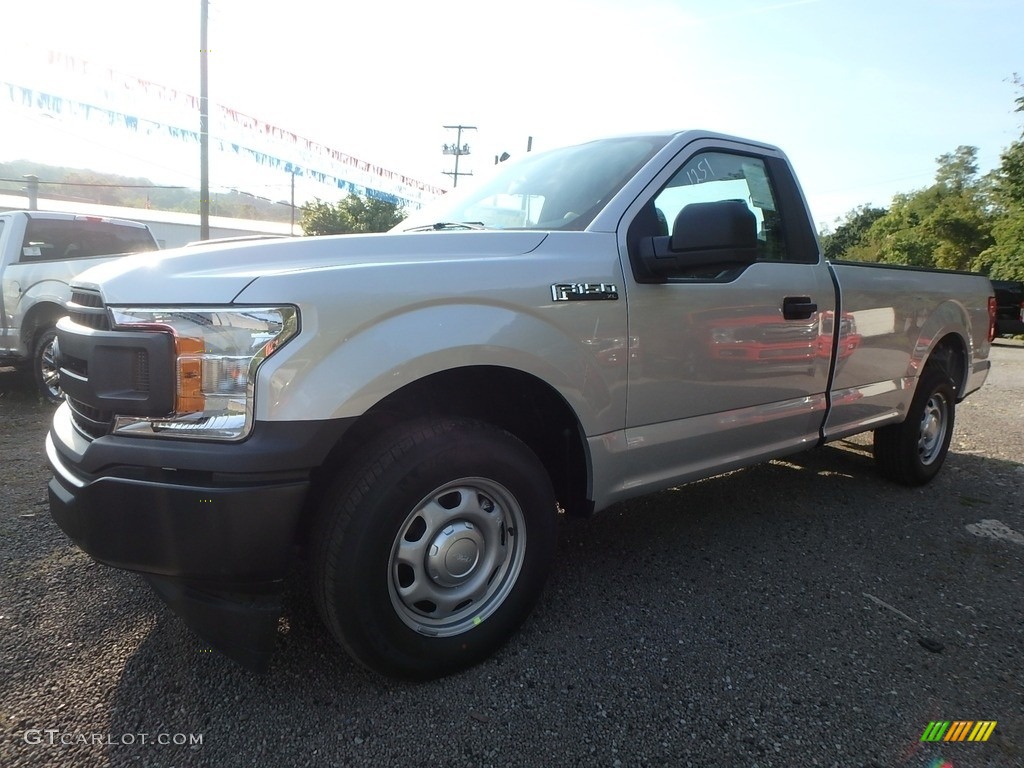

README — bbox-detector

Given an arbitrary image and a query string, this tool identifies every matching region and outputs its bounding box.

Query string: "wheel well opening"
[308,366,592,526]
[924,333,967,397]
[21,302,65,348]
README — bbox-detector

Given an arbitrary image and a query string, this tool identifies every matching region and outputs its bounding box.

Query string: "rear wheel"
[32,327,63,404]
[873,365,955,486]
[311,417,557,679]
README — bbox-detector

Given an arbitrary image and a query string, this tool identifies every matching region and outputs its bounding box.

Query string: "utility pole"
[494,135,533,166]
[22,175,39,210]
[290,171,296,235]
[442,125,476,188]
[199,0,210,240]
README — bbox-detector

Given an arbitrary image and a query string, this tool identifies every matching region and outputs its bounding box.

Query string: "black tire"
[311,417,557,679]
[32,326,63,404]
[873,365,956,486]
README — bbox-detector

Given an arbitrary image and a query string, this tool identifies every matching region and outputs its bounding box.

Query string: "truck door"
[617,141,836,488]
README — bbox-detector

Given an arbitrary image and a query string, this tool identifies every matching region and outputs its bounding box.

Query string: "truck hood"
[72,231,548,305]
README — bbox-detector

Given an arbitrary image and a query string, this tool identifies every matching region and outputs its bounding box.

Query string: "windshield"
[400,135,670,232]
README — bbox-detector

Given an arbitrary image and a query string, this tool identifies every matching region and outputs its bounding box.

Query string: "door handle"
[782,296,817,320]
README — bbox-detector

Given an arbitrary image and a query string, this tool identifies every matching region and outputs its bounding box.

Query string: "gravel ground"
[1,346,1021,768]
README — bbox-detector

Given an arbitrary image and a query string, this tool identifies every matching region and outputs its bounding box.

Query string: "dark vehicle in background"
[992,279,1024,336]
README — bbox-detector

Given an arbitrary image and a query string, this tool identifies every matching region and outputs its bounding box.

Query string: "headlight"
[108,306,298,440]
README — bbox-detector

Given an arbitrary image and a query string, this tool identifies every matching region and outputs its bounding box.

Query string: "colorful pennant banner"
[4,53,446,209]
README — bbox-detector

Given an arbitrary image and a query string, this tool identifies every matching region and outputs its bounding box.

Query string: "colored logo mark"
[920,721,997,742]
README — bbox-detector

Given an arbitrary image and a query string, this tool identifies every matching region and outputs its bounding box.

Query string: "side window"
[651,152,789,262]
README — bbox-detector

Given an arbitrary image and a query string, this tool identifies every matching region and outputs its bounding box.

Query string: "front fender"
[256,301,626,436]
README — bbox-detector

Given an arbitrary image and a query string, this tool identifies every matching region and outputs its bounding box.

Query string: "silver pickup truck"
[0,211,158,400]
[45,131,995,678]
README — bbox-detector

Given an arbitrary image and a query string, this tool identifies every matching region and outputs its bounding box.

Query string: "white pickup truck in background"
[46,131,996,678]
[0,211,158,400]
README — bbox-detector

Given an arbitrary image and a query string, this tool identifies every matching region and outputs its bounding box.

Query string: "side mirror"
[633,200,758,281]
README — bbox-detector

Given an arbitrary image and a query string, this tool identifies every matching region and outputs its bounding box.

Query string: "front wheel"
[311,417,557,679]
[873,366,956,486]
[32,326,63,404]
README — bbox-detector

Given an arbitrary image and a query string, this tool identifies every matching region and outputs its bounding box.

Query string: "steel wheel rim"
[917,392,948,465]
[40,337,62,399]
[387,477,526,637]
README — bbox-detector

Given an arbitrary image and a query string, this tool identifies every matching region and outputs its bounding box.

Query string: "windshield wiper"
[403,221,486,232]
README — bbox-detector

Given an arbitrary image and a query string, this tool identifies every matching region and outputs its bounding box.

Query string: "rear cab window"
[19,219,157,262]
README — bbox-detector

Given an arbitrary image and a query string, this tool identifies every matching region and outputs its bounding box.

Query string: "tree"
[300,195,405,236]
[934,145,980,192]
[992,139,1024,208]
[820,204,887,261]
[978,214,1024,279]
[834,147,994,271]
[974,77,1024,279]
[817,86,1023,278]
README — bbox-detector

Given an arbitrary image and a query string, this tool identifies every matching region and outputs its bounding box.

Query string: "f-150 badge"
[551,283,619,302]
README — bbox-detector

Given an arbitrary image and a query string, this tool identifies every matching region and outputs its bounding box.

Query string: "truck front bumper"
[46,402,350,669]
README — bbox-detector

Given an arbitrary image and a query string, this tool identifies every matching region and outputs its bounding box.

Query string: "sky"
[1,0,1022,229]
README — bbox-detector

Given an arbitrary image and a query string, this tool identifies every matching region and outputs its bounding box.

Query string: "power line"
[0,177,300,204]
[0,178,301,216]
[0,176,305,191]
[0,178,189,189]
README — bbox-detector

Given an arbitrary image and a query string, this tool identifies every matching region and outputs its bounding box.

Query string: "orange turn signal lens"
[175,336,206,412]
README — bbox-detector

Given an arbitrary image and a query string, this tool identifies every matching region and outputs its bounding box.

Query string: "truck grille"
[64,289,110,437]
[67,398,113,439]
[58,290,176,440]
[68,289,110,330]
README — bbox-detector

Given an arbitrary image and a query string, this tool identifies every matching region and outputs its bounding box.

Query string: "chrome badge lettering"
[551,283,619,302]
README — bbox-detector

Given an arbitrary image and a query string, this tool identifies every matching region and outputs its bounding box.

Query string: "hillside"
[0,160,293,222]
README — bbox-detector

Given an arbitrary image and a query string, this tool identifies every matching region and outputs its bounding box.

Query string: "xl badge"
[551,283,619,302]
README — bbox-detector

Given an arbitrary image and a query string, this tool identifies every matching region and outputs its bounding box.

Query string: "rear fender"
[912,300,971,392]
[7,279,72,345]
